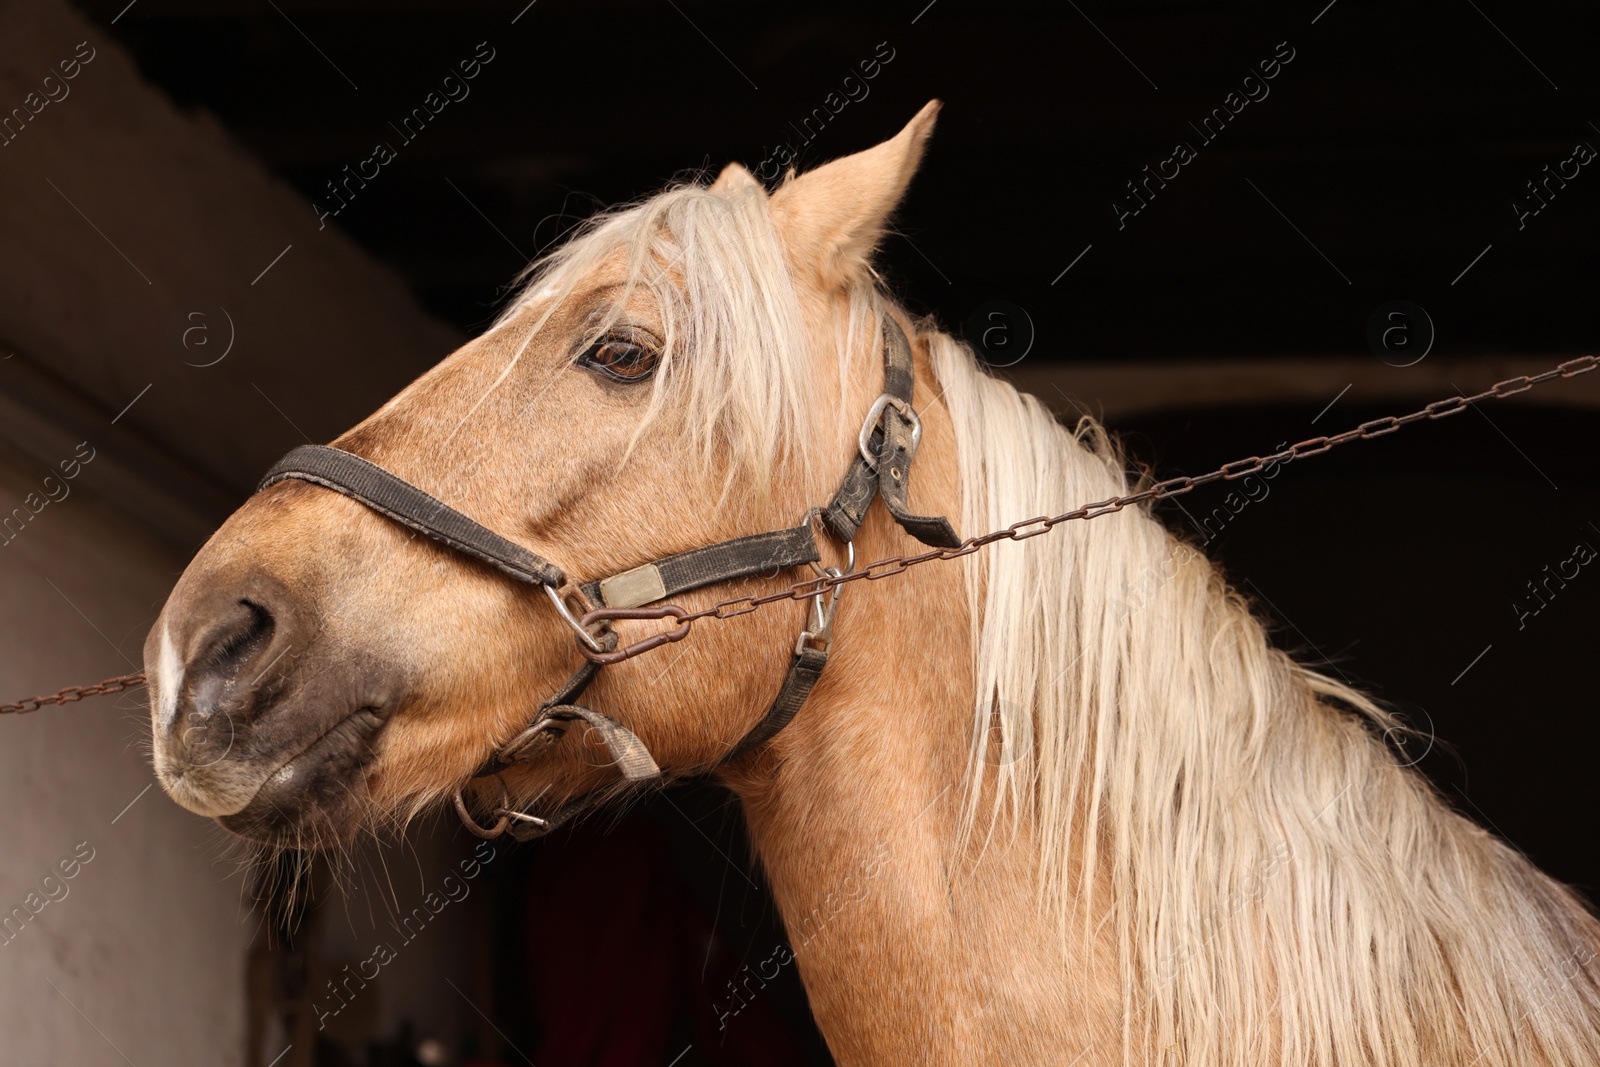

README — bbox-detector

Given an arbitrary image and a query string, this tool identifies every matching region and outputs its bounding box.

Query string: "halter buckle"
[858,394,923,469]
[453,777,554,840]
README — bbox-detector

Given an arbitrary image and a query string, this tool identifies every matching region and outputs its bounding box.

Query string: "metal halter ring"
[798,508,857,582]
[858,393,923,468]
[544,583,608,653]
[453,776,550,839]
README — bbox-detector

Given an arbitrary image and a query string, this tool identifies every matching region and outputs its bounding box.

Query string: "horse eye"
[579,338,658,383]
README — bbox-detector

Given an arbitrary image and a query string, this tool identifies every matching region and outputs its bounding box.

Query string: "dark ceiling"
[94,0,1599,361]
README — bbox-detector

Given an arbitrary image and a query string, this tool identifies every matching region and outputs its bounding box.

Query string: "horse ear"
[709,162,764,196]
[770,99,941,286]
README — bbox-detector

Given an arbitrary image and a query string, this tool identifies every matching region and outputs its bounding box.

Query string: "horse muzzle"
[146,565,402,844]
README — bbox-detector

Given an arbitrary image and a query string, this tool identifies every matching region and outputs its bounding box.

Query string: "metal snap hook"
[795,564,845,655]
[576,605,693,664]
[797,551,852,656]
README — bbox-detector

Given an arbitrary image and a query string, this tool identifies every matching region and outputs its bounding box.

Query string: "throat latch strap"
[722,646,829,763]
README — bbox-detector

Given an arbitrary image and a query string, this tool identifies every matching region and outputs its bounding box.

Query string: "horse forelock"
[467,179,854,499]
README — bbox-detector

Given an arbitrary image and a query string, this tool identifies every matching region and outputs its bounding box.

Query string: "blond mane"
[927,328,1600,1065]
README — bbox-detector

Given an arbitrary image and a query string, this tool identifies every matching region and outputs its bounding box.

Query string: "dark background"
[92,0,1599,352]
[73,1,1600,1063]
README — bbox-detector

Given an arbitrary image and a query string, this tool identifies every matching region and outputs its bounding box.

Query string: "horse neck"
[720,428,1120,1063]
[726,583,1073,1063]
[720,320,1600,1065]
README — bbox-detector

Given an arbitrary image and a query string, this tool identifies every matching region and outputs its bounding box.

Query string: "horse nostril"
[173,596,283,740]
[181,599,280,730]
[201,599,276,677]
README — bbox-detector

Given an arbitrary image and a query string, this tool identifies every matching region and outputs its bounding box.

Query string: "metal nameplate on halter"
[598,563,668,609]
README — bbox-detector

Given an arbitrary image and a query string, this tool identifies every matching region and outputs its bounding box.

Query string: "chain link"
[9,354,1599,698]
[1,673,147,715]
[614,354,1600,659]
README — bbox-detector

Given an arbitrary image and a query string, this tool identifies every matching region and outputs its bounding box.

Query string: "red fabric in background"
[520,819,813,1067]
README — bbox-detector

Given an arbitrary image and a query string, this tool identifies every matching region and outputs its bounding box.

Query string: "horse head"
[144,102,961,849]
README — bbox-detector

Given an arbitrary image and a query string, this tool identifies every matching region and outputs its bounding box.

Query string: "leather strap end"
[555,704,661,781]
[876,413,962,549]
[888,508,962,549]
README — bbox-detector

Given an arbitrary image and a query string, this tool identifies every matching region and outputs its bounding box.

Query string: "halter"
[255,313,957,841]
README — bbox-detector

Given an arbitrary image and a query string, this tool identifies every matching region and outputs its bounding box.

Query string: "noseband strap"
[260,444,567,588]
[254,309,953,841]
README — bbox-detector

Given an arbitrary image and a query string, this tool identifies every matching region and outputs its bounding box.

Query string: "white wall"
[0,445,251,1065]
[0,3,477,1059]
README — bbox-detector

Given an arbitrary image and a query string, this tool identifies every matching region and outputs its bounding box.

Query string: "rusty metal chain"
[580,354,1600,663]
[11,353,1600,700]
[1,673,147,715]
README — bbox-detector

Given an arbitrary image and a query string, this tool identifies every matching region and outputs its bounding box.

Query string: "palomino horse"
[146,102,1600,1065]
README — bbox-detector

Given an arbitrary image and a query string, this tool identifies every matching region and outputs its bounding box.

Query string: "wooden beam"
[1005,354,1600,423]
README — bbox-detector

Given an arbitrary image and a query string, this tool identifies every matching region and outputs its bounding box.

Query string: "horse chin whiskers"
[212,705,393,845]
[155,756,268,819]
